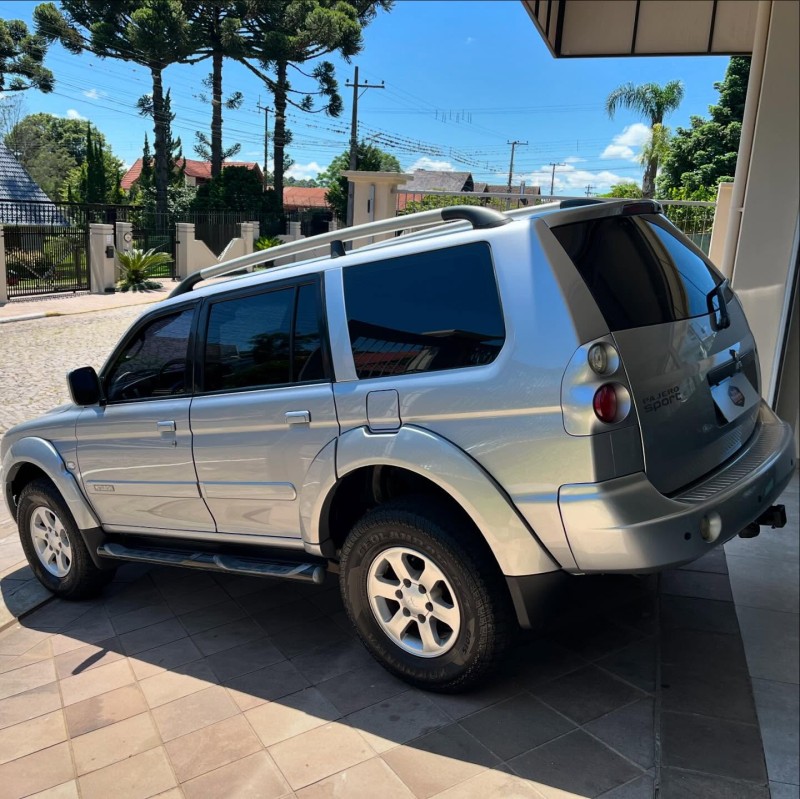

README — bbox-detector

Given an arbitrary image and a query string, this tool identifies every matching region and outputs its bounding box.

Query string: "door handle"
[157,420,176,433]
[285,410,310,425]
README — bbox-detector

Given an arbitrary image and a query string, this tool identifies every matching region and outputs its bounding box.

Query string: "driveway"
[0,307,793,798]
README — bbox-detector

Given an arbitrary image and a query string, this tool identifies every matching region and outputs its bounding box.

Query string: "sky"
[3,0,731,195]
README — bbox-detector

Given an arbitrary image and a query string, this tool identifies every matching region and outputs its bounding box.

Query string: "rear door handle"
[157,420,176,433]
[285,411,310,425]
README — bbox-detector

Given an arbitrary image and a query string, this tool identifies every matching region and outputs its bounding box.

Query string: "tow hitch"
[739,505,787,538]
[757,504,787,529]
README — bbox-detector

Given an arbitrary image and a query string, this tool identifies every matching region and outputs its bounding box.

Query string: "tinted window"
[343,243,505,379]
[203,283,326,392]
[105,308,195,403]
[294,283,325,382]
[551,214,721,331]
[204,288,293,391]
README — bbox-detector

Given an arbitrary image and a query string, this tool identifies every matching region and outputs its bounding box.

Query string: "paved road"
[0,307,143,435]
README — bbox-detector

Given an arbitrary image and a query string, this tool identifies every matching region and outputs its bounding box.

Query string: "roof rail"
[169,205,510,298]
[559,198,606,209]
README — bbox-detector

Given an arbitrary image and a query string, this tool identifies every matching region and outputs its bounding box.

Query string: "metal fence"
[395,191,717,255]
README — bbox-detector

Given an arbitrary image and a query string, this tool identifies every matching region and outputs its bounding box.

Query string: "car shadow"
[1,561,664,795]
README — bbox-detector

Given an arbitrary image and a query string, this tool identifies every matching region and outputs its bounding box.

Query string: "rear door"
[189,277,338,539]
[551,211,760,494]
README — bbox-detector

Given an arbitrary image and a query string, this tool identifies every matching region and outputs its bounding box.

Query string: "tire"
[17,478,116,600]
[340,496,513,693]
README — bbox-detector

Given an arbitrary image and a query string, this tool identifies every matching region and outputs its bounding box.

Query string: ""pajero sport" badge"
[643,386,684,413]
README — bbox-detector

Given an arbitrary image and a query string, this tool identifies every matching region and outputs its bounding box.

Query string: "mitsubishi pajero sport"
[2,200,794,691]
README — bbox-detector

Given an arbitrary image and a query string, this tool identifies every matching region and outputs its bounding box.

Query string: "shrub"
[255,235,283,251]
[116,247,170,292]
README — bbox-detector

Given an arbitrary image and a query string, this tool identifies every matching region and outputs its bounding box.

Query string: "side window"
[343,242,505,379]
[202,282,326,393]
[105,307,195,403]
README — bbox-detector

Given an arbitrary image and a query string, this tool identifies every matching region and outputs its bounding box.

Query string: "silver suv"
[2,200,794,691]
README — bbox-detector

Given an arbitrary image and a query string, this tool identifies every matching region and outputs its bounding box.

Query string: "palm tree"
[605,80,684,198]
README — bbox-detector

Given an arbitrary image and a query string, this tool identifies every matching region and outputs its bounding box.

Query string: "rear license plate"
[711,373,760,423]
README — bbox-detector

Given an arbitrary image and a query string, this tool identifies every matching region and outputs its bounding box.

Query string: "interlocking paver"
[139,658,218,708]
[72,712,161,775]
[0,680,61,730]
[508,729,642,798]
[164,714,262,783]
[268,721,375,790]
[584,697,655,769]
[381,723,500,799]
[0,657,55,700]
[245,686,340,748]
[0,709,67,765]
[63,683,148,738]
[296,757,414,799]
[151,685,239,742]
[181,750,290,799]
[0,741,74,799]
[77,746,176,799]
[59,658,134,706]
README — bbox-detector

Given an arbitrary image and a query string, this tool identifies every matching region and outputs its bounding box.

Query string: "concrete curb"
[0,312,62,325]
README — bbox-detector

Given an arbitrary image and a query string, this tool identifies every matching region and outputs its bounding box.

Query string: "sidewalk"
[0,287,170,324]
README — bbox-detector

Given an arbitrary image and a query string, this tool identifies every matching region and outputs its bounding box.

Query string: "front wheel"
[17,478,115,600]
[340,497,512,692]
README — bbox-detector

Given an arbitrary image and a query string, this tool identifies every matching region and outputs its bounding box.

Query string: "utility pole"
[345,66,384,227]
[585,184,595,196]
[256,98,271,188]
[548,162,566,196]
[506,140,528,191]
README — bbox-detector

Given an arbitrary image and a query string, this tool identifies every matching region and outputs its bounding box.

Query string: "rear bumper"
[558,402,796,573]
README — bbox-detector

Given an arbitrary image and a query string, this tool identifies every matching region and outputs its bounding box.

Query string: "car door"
[189,277,338,539]
[76,303,217,533]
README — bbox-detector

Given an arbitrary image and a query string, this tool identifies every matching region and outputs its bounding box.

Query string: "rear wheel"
[17,479,115,599]
[340,497,512,692]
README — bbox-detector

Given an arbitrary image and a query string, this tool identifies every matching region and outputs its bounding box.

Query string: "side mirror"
[68,366,102,406]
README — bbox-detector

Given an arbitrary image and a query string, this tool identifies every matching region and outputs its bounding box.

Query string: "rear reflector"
[593,384,618,423]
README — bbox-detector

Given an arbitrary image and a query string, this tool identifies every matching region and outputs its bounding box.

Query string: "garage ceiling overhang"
[522,0,758,57]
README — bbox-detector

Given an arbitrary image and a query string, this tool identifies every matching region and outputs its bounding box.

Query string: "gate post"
[250,221,259,243]
[89,223,116,293]
[0,226,7,305]
[175,222,195,279]
[115,221,133,255]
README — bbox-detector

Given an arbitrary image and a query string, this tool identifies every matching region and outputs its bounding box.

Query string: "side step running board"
[97,542,326,584]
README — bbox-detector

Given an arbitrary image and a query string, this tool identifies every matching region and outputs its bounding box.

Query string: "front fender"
[2,437,100,531]
[301,425,559,577]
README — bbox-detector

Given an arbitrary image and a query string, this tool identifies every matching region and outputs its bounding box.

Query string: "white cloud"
[83,88,106,100]
[519,162,639,196]
[286,161,323,180]
[66,109,85,120]
[564,156,585,163]
[408,157,455,172]
[601,122,651,161]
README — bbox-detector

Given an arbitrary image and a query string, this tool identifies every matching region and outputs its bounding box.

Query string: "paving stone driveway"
[0,309,775,798]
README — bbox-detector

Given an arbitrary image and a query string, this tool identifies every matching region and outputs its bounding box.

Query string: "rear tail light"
[593,383,631,424]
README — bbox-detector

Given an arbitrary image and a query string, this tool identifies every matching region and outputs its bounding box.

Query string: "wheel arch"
[2,437,99,530]
[300,425,559,577]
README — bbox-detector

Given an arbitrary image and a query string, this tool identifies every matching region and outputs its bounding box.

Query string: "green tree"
[0,17,54,92]
[319,141,400,220]
[605,79,684,198]
[600,182,643,199]
[4,112,122,199]
[659,57,750,198]
[191,165,279,213]
[182,3,248,177]
[35,0,194,217]
[237,1,393,212]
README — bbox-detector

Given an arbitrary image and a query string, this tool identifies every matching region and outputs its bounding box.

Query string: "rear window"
[551,214,721,331]
[343,242,505,379]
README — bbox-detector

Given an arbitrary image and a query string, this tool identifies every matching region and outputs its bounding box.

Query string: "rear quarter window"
[551,214,721,331]
[343,242,505,379]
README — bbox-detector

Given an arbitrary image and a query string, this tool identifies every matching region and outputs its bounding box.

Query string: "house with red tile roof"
[120,158,263,191]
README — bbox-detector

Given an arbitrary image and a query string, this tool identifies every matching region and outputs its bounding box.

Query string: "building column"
[727,0,799,451]
[341,171,412,248]
[0,226,7,305]
[175,222,195,279]
[89,223,116,294]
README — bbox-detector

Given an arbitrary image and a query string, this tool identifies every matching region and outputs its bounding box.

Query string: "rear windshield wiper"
[707,279,731,330]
